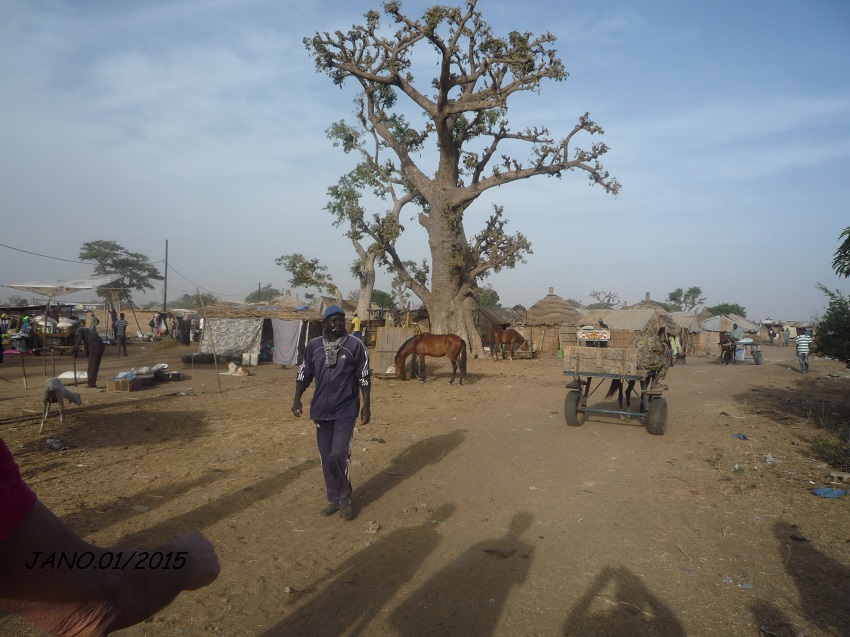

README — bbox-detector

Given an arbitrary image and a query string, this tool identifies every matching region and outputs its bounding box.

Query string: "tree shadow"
[751,521,850,636]
[562,565,685,637]
[259,503,456,636]
[356,430,466,509]
[387,511,534,636]
[117,459,315,546]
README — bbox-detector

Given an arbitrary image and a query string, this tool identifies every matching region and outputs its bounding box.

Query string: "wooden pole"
[72,346,77,387]
[20,351,28,390]
[162,239,168,313]
[42,296,50,377]
[196,289,222,393]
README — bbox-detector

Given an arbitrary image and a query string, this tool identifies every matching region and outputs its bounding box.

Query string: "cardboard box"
[107,378,144,392]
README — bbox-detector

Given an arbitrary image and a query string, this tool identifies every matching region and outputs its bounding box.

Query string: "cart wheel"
[646,397,667,435]
[753,351,763,365]
[564,391,586,427]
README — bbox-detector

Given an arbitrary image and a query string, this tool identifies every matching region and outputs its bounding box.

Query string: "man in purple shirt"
[292,305,371,521]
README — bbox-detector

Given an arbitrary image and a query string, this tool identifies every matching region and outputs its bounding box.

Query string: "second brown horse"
[490,328,529,360]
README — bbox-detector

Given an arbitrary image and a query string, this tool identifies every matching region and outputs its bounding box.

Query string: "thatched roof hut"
[517,288,585,356]
[525,288,584,326]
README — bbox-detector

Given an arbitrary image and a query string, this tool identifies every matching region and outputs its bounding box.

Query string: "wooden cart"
[562,345,668,435]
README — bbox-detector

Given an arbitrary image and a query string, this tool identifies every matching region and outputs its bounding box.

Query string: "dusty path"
[0,341,848,636]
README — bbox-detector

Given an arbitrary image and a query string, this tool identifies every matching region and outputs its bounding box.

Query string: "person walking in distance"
[796,329,813,374]
[114,313,129,357]
[73,325,105,388]
[291,305,371,521]
[351,312,362,341]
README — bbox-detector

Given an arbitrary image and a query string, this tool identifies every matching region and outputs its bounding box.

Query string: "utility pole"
[258,282,261,303]
[162,239,168,313]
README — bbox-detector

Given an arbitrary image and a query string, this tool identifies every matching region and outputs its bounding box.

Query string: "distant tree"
[78,240,163,303]
[371,289,395,309]
[588,291,620,308]
[275,253,342,303]
[565,298,584,308]
[814,284,850,365]
[666,287,705,312]
[325,162,411,320]
[168,292,219,310]
[245,284,282,304]
[705,302,746,317]
[832,227,850,278]
[584,302,611,310]
[171,292,218,309]
[5,295,29,307]
[477,284,500,309]
[392,260,429,309]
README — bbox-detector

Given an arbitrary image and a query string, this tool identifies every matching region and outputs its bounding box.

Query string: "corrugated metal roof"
[670,312,701,332]
[479,307,519,327]
[699,314,761,333]
[581,308,660,331]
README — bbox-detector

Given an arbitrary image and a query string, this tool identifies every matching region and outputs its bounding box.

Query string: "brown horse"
[395,333,467,385]
[490,327,529,360]
[606,378,639,411]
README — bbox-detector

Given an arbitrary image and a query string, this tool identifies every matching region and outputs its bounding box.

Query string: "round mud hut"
[522,288,585,356]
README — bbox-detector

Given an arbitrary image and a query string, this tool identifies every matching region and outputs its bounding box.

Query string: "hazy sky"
[2,0,848,322]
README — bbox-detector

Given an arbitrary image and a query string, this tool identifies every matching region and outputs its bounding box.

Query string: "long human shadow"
[356,430,466,509]
[561,565,685,636]
[116,459,315,546]
[387,511,535,636]
[750,520,850,636]
[259,503,456,636]
[61,469,231,537]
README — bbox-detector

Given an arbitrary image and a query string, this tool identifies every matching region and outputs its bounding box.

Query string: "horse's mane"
[395,335,419,360]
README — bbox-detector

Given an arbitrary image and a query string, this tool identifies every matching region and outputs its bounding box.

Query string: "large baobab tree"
[306,0,619,352]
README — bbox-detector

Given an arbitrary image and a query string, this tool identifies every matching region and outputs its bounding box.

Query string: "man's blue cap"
[323,305,345,320]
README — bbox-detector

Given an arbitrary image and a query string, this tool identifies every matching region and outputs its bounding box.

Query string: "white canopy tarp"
[3,274,123,297]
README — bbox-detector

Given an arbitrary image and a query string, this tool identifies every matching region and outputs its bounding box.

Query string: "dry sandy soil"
[0,339,848,637]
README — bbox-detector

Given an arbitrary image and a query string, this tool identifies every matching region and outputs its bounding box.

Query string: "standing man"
[109,304,119,340]
[114,313,129,357]
[351,312,362,341]
[796,329,813,374]
[291,305,371,521]
[784,327,791,346]
[89,311,100,335]
[73,325,105,388]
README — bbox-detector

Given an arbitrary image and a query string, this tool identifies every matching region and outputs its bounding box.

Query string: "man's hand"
[291,401,302,417]
[360,404,371,426]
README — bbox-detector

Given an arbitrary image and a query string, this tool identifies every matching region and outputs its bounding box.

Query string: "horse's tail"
[606,378,622,399]
[460,338,468,375]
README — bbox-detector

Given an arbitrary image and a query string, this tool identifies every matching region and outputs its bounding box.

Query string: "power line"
[165,264,257,299]
[0,242,92,264]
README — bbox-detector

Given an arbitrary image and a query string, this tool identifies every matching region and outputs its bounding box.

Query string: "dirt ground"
[1,339,848,637]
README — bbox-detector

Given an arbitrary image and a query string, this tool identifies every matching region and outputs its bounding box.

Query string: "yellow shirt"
[351,316,361,332]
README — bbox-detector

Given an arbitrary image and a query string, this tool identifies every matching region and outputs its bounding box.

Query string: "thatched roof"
[625,297,681,335]
[201,303,321,321]
[269,293,308,311]
[525,289,584,326]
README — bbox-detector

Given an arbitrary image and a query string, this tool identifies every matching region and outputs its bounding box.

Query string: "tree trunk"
[356,252,377,321]
[421,203,486,358]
